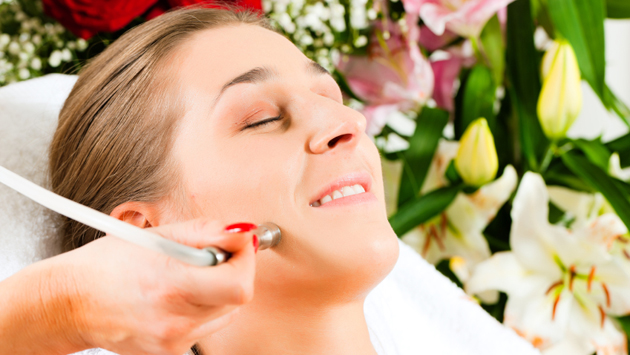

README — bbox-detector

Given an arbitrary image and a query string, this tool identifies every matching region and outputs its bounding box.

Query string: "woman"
[47,5,399,355]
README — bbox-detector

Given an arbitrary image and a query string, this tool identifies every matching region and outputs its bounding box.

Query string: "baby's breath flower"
[49,50,62,67]
[23,42,35,54]
[77,39,88,51]
[8,41,20,55]
[323,32,335,46]
[0,34,10,47]
[367,8,377,20]
[300,34,314,46]
[30,57,41,70]
[18,67,29,79]
[60,48,72,62]
[18,51,28,62]
[31,34,42,46]
[354,35,368,47]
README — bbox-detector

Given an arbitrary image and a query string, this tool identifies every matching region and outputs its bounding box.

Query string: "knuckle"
[191,218,210,235]
[232,278,254,304]
[153,321,192,353]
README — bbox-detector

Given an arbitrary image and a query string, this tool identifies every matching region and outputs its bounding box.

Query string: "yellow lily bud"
[455,118,498,187]
[537,40,582,140]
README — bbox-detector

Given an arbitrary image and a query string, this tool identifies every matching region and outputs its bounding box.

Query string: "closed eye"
[243,115,283,130]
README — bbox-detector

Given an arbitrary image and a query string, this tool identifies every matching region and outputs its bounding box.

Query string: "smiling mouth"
[310,184,366,207]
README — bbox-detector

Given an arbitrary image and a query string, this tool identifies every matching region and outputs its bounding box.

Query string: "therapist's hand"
[0,218,256,355]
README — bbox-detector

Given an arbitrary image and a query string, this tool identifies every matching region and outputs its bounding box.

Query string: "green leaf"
[480,15,505,86]
[607,0,630,18]
[333,69,362,102]
[547,0,607,101]
[444,159,462,185]
[606,132,630,167]
[396,108,449,208]
[506,0,548,170]
[616,315,630,351]
[604,84,630,127]
[560,151,630,230]
[389,184,462,237]
[572,138,612,170]
[455,65,497,139]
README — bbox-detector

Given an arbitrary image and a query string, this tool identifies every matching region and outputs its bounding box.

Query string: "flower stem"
[539,142,557,173]
[470,36,485,64]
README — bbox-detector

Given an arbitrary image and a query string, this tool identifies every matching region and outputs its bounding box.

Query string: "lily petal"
[510,173,567,274]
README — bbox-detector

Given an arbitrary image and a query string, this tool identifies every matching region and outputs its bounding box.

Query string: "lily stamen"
[568,265,576,291]
[602,283,611,307]
[545,280,563,295]
[587,266,596,292]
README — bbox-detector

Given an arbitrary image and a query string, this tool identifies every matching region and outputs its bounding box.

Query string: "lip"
[309,171,373,207]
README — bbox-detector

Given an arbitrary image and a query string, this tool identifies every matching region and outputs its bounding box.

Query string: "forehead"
[176,24,307,94]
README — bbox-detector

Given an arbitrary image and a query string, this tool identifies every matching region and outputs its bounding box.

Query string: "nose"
[308,105,367,154]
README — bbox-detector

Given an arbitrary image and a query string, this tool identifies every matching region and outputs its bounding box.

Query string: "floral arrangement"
[0,0,88,85]
[4,0,630,353]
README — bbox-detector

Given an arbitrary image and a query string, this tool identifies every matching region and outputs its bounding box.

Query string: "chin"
[256,210,399,305]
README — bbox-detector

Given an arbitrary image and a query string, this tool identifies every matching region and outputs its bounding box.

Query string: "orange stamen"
[602,283,611,307]
[599,305,606,328]
[568,265,576,291]
[624,250,630,260]
[422,231,432,256]
[545,280,562,295]
[440,213,447,236]
[430,225,446,251]
[551,294,561,320]
[587,266,596,292]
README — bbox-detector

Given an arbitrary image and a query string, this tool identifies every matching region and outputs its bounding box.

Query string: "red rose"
[43,0,264,40]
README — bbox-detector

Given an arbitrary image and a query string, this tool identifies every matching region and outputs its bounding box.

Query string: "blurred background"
[571,19,630,141]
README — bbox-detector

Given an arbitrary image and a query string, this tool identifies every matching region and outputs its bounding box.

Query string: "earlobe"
[110,201,159,229]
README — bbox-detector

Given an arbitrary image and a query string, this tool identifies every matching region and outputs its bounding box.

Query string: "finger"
[149,218,254,252]
[189,307,241,340]
[177,236,256,306]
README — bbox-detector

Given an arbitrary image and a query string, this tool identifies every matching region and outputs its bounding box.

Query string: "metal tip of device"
[255,222,282,251]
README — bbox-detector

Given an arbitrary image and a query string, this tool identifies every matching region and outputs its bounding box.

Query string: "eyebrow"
[211,60,332,107]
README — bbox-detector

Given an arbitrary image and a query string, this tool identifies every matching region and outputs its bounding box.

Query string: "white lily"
[609,152,630,182]
[548,181,630,279]
[401,139,517,288]
[467,172,630,355]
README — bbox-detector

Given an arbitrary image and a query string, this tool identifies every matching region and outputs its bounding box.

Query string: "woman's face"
[170,24,398,302]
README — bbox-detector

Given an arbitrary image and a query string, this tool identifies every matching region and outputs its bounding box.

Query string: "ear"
[110,201,163,228]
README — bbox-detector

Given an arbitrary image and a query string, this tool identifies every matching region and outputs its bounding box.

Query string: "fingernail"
[253,235,259,253]
[224,222,257,233]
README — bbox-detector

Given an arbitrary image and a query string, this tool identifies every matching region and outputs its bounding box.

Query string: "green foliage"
[389,184,462,237]
[607,0,630,18]
[547,0,607,102]
[561,151,630,231]
[454,65,496,139]
[480,15,505,87]
[506,0,548,171]
[396,108,449,207]
[607,132,630,167]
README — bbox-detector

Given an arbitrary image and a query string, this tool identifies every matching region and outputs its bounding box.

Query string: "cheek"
[182,133,300,223]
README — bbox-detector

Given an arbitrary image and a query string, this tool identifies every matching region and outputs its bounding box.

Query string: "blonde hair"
[49,5,274,251]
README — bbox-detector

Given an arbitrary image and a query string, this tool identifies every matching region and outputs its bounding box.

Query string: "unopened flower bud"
[537,40,582,140]
[455,118,498,187]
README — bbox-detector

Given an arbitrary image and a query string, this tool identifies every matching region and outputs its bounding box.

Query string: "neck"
[199,297,377,355]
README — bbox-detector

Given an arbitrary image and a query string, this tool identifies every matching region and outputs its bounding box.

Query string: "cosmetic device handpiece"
[0,165,281,267]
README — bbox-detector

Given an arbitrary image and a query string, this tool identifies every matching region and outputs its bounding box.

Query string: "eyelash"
[244,115,283,130]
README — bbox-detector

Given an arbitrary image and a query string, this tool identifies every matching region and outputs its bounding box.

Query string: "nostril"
[327,133,353,148]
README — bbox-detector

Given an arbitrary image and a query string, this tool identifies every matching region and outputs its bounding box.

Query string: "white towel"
[0,74,540,355]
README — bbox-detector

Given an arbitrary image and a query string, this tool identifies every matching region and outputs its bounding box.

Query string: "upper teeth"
[311,184,366,207]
